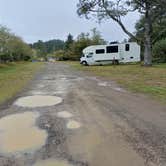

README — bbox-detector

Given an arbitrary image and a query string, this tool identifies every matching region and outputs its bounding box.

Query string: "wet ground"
[0,62,166,166]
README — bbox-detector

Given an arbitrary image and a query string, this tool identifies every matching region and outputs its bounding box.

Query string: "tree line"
[30,28,106,61]
[0,25,33,63]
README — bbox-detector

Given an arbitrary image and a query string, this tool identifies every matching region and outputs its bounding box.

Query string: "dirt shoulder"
[0,62,44,106]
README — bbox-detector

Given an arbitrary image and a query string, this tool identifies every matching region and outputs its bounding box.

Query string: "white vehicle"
[80,42,141,65]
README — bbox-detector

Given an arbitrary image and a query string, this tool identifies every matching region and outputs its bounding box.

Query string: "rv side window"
[96,49,105,54]
[106,46,118,53]
[125,44,130,51]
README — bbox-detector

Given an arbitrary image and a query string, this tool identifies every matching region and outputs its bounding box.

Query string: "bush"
[52,50,66,61]
[153,38,166,63]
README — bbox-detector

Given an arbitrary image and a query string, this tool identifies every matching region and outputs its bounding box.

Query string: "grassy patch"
[0,62,43,105]
[67,61,166,102]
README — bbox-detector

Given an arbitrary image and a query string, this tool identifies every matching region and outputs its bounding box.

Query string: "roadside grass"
[0,62,43,105]
[67,61,166,102]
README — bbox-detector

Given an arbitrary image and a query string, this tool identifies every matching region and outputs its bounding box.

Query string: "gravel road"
[0,62,166,166]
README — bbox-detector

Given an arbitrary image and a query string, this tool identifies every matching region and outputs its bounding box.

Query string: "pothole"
[112,87,126,92]
[98,82,108,87]
[57,111,73,118]
[67,120,81,129]
[14,95,63,108]
[0,112,47,154]
[33,159,73,166]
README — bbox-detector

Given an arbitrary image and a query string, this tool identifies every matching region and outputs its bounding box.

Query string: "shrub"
[153,38,166,63]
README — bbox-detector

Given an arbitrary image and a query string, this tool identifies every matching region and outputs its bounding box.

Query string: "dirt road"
[0,62,166,166]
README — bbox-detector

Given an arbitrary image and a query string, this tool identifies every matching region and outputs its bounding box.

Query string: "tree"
[53,50,66,60]
[91,28,106,45]
[33,40,47,54]
[0,25,33,63]
[65,29,105,60]
[44,39,64,53]
[77,0,166,66]
[131,10,166,61]
[64,34,74,50]
[70,33,92,60]
[152,38,166,63]
[134,13,166,45]
[0,26,11,62]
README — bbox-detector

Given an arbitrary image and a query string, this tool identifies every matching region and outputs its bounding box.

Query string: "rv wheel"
[115,60,119,65]
[112,60,119,65]
[116,60,119,65]
[82,61,88,66]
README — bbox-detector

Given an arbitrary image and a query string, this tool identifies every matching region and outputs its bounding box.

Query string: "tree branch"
[101,0,139,41]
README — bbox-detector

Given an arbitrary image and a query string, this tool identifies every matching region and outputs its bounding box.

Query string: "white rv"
[80,42,141,65]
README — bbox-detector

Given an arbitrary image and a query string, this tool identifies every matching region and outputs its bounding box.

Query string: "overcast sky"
[0,0,140,43]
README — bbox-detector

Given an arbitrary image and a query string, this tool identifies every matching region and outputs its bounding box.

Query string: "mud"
[97,82,108,87]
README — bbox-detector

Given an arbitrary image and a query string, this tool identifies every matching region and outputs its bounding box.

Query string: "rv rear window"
[125,44,130,51]
[106,46,118,53]
[96,49,105,54]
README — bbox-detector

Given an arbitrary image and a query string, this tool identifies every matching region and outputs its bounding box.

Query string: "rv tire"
[115,60,119,65]
[82,61,88,66]
[112,60,119,65]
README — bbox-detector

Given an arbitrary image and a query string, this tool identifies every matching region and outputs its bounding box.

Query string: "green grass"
[67,61,166,102]
[0,62,43,105]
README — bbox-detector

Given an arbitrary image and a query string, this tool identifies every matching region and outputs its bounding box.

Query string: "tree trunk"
[144,3,152,66]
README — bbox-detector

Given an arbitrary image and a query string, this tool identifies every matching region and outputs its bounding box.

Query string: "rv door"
[86,52,94,65]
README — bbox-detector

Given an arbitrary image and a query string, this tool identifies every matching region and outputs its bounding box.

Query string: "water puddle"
[86,76,99,81]
[98,81,126,92]
[112,87,126,92]
[14,95,63,108]
[0,112,47,154]
[33,159,72,166]
[98,82,109,87]
[57,111,73,118]
[67,120,81,129]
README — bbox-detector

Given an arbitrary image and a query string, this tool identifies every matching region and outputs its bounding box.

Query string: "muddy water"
[33,159,72,166]
[98,82,109,87]
[67,120,81,129]
[14,95,63,108]
[57,111,73,118]
[0,112,47,154]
